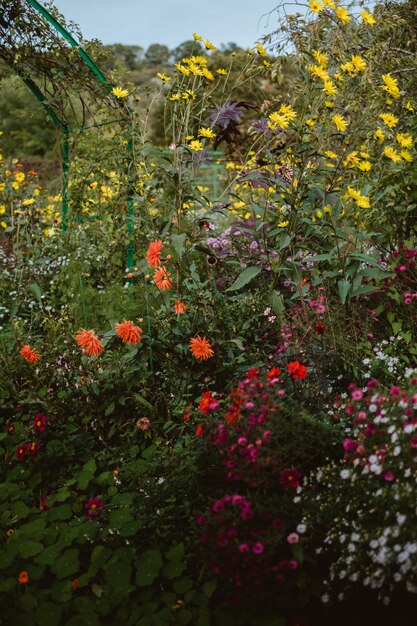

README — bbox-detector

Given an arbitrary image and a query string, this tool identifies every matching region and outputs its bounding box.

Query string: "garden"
[1,0,417,624]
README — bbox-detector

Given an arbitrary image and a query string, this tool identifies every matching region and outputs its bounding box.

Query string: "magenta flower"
[16,443,28,461]
[279,468,302,489]
[384,471,395,482]
[85,497,104,519]
[287,532,299,544]
[252,542,264,554]
[33,414,47,432]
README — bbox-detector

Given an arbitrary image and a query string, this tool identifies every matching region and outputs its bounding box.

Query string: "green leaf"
[171,233,187,259]
[28,283,43,304]
[21,593,38,611]
[226,267,262,292]
[109,509,134,526]
[18,541,44,558]
[337,279,351,304]
[35,602,62,626]
[162,559,186,579]
[47,504,73,521]
[51,548,79,580]
[105,402,115,416]
[270,291,284,317]
[166,542,184,561]
[136,549,163,586]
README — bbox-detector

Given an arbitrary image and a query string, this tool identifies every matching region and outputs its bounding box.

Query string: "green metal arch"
[0,0,136,268]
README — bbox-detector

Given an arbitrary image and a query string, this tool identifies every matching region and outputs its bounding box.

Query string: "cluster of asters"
[195,366,306,594]
[196,494,299,594]
[15,414,46,461]
[205,219,279,273]
[341,378,417,481]
[301,377,417,602]
[208,367,303,489]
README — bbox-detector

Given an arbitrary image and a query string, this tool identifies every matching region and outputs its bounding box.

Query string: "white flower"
[297,524,307,534]
[340,469,350,480]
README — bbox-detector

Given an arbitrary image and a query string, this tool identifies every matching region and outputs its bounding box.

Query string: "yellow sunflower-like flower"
[332,114,348,132]
[379,112,399,128]
[112,86,129,98]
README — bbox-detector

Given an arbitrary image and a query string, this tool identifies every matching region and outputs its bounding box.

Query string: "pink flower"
[384,471,394,482]
[287,532,299,544]
[351,389,363,400]
[343,438,357,453]
[252,542,264,554]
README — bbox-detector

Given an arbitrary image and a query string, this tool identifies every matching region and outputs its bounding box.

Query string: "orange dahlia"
[174,299,186,314]
[20,345,40,364]
[154,266,172,290]
[115,320,142,345]
[189,335,214,360]
[75,329,104,357]
[146,239,163,268]
[18,571,29,584]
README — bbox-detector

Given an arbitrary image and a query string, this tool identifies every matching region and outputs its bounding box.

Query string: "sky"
[49,0,293,50]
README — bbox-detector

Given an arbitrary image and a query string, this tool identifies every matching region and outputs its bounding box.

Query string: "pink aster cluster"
[196,494,299,593]
[209,367,302,490]
[339,378,417,482]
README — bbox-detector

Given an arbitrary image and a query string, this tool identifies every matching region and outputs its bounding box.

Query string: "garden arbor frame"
[0,0,136,269]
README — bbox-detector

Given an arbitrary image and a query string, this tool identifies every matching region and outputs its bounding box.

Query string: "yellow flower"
[323,81,337,96]
[356,195,370,209]
[346,187,370,208]
[383,146,402,162]
[176,63,190,76]
[309,64,330,81]
[313,50,328,67]
[351,55,366,72]
[198,127,216,139]
[323,0,335,6]
[256,43,267,57]
[361,10,376,26]
[379,112,399,128]
[325,150,337,159]
[309,0,323,12]
[400,150,413,162]
[188,140,204,151]
[357,160,372,172]
[374,128,385,142]
[332,114,348,132]
[11,182,19,190]
[336,6,350,24]
[334,72,343,82]
[182,90,196,101]
[278,220,289,228]
[193,33,203,41]
[216,68,228,75]
[279,104,297,121]
[382,74,400,99]
[22,198,35,206]
[112,86,129,98]
[1,221,7,228]
[204,39,217,51]
[325,100,335,108]
[396,133,413,148]
[405,100,415,112]
[15,172,25,183]
[169,93,181,101]
[306,118,316,128]
[202,68,214,81]
[157,72,171,82]
[0,205,5,215]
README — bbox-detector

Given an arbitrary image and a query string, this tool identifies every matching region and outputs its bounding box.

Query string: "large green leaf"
[135,549,163,586]
[226,266,262,292]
